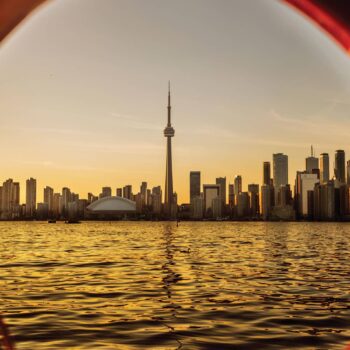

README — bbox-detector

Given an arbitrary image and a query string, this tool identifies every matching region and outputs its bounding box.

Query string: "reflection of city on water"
[160,224,183,348]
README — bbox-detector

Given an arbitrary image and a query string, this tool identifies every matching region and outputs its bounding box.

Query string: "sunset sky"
[1,0,350,203]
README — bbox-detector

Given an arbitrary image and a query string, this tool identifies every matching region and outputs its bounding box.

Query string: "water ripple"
[1,222,350,349]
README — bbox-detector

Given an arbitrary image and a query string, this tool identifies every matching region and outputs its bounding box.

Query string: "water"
[1,222,350,349]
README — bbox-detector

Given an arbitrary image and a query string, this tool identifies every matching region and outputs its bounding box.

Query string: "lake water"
[1,222,350,349]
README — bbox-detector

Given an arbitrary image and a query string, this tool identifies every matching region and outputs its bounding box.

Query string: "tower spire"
[167,81,171,126]
[164,82,175,218]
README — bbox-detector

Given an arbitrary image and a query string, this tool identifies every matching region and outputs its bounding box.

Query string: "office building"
[347,160,350,186]
[116,188,122,197]
[335,150,345,183]
[237,192,250,218]
[228,184,234,208]
[123,185,132,200]
[261,184,271,220]
[190,171,201,204]
[203,184,220,217]
[140,182,147,207]
[263,161,271,185]
[273,153,288,203]
[212,196,222,218]
[248,184,259,217]
[234,175,242,196]
[216,177,226,207]
[100,187,112,199]
[320,153,330,183]
[306,146,319,173]
[314,181,335,220]
[299,174,319,216]
[192,195,204,219]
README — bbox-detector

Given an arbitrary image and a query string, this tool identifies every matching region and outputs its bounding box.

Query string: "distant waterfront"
[2,221,350,349]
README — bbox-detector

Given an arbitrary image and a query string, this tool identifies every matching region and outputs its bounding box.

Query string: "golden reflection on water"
[1,222,350,349]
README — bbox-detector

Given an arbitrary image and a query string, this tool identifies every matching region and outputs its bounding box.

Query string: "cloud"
[17,127,91,136]
[17,160,97,171]
[269,109,350,139]
[110,112,162,131]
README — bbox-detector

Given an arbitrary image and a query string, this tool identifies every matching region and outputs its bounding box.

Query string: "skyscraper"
[44,186,54,213]
[320,153,330,183]
[273,153,288,202]
[26,177,36,217]
[190,171,201,204]
[100,187,112,198]
[347,160,350,186]
[299,173,319,216]
[164,82,175,217]
[335,150,345,183]
[260,184,271,220]
[234,175,242,196]
[123,185,132,200]
[216,177,226,206]
[305,146,319,173]
[203,184,220,217]
[140,182,147,207]
[62,187,71,212]
[263,162,271,185]
[228,184,234,208]
[1,179,18,219]
[248,184,259,216]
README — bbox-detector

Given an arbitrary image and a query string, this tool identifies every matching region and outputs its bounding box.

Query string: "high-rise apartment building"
[1,179,19,219]
[44,186,54,213]
[62,187,71,213]
[52,193,62,217]
[26,177,36,217]
[151,186,162,214]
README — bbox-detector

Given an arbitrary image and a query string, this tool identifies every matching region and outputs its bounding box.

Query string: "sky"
[0,0,350,203]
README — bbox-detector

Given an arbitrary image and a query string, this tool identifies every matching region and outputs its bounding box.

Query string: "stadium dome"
[87,196,136,213]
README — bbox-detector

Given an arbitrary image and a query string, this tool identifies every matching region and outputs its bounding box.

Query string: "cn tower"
[164,82,175,217]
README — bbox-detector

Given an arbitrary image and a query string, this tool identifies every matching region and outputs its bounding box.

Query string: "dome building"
[87,196,136,217]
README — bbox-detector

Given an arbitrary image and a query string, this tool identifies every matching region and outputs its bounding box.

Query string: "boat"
[65,219,81,224]
[48,220,56,223]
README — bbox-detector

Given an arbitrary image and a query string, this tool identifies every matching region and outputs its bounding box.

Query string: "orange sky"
[0,0,350,203]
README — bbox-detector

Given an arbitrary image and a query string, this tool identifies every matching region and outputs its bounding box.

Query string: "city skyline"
[3,146,350,205]
[1,145,350,219]
[1,0,350,204]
